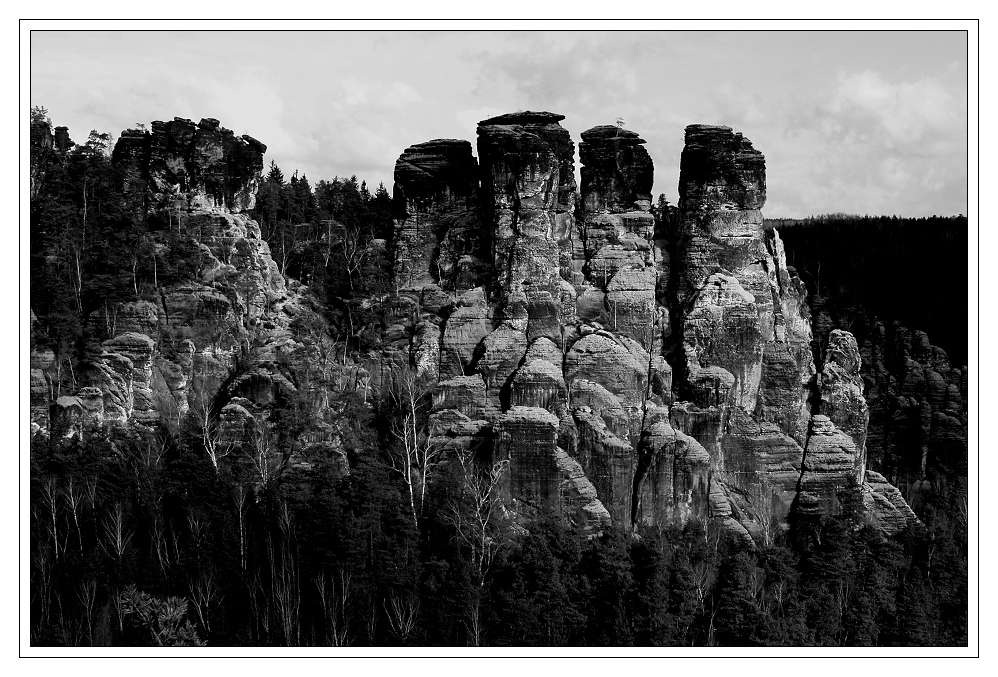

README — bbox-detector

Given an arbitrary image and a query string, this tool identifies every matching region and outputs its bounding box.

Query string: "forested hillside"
[28,110,967,647]
[769,214,968,366]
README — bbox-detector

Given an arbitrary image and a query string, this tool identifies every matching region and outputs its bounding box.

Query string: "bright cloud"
[29,31,968,218]
[833,69,965,141]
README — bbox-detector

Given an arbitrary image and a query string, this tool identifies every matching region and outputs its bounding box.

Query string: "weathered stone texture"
[392,139,482,291]
[477,111,577,298]
[112,117,266,212]
[498,406,610,533]
[820,329,870,481]
[796,415,861,516]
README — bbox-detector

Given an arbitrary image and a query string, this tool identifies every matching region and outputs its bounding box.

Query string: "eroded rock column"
[666,125,815,541]
[392,139,483,292]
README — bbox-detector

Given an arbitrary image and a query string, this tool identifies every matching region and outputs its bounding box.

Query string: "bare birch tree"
[188,381,230,472]
[384,593,419,645]
[446,448,510,645]
[189,573,222,638]
[246,421,286,487]
[314,568,352,646]
[386,365,440,529]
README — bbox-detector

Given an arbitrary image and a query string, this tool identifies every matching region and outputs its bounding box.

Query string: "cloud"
[471,34,645,115]
[454,107,508,144]
[832,70,964,141]
[31,32,967,219]
[756,69,968,217]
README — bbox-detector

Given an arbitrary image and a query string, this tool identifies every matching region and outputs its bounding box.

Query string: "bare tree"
[189,389,229,473]
[150,512,171,575]
[32,547,55,634]
[446,449,511,646]
[383,593,419,645]
[189,573,222,638]
[269,501,300,645]
[386,366,440,528]
[77,578,98,646]
[314,567,352,646]
[335,219,371,292]
[40,477,62,563]
[246,421,286,487]
[187,513,208,564]
[232,484,251,572]
[690,559,715,615]
[755,491,779,548]
[100,503,133,565]
[64,475,85,559]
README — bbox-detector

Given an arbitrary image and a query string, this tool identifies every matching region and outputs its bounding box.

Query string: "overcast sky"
[30,30,968,217]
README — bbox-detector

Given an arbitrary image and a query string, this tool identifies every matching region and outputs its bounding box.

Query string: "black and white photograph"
[20,20,977,657]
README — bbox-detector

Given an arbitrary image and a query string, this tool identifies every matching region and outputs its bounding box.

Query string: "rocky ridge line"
[394,113,921,539]
[32,118,357,487]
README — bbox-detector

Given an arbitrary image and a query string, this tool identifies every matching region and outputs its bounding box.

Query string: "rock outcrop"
[663,125,816,537]
[819,329,870,481]
[860,320,968,489]
[386,115,921,539]
[392,139,483,291]
[31,110,928,542]
[112,117,266,212]
[31,116,354,491]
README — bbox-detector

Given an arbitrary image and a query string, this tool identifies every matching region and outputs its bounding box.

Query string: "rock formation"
[393,115,919,539]
[112,117,267,213]
[392,139,483,292]
[31,116,351,488]
[662,125,814,538]
[860,321,968,489]
[31,110,925,541]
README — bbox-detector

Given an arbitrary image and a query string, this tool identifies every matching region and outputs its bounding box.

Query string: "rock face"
[579,126,654,214]
[860,320,968,490]
[388,114,920,539]
[498,406,611,531]
[797,415,862,515]
[31,116,353,490]
[820,329,869,481]
[664,125,816,537]
[392,139,483,291]
[31,111,926,542]
[476,112,578,317]
[112,117,266,212]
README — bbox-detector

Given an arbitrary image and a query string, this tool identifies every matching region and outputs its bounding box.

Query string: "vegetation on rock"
[28,107,967,647]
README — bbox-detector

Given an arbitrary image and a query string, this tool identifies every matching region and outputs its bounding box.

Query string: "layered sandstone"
[476,112,577,299]
[392,139,483,291]
[31,117,355,492]
[497,406,611,531]
[389,116,922,539]
[820,329,870,481]
[112,116,266,212]
[31,110,933,542]
[662,125,817,536]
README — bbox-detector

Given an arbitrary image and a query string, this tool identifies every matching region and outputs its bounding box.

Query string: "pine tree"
[712,550,767,646]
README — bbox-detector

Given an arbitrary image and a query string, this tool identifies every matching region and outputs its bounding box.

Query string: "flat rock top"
[479,111,566,125]
[502,406,560,426]
[397,139,477,167]
[404,138,472,150]
[682,124,762,159]
[581,125,646,143]
[685,123,733,133]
